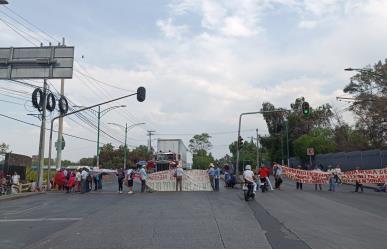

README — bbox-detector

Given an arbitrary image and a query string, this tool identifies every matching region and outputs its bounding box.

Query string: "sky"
[1,0,387,163]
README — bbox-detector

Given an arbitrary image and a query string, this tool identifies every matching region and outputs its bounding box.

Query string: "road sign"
[0,46,74,79]
[55,136,65,151]
[307,148,315,156]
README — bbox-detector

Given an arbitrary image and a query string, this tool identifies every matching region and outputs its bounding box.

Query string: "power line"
[0,16,39,46]
[0,8,51,44]
[0,113,96,143]
[2,5,60,43]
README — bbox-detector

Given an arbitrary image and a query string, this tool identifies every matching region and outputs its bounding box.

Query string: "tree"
[343,59,387,148]
[79,157,95,166]
[293,128,336,162]
[192,149,214,169]
[229,140,258,167]
[188,133,212,154]
[189,133,214,169]
[0,142,9,154]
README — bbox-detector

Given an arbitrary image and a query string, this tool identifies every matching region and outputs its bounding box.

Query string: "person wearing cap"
[243,165,256,193]
[174,164,184,191]
[207,163,215,190]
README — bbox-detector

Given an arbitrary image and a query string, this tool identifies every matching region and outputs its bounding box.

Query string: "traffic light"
[302,101,310,117]
[238,136,244,148]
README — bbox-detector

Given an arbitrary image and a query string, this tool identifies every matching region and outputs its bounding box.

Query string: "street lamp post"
[108,122,145,169]
[74,105,126,168]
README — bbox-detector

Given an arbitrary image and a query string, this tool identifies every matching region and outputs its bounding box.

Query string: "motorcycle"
[243,181,255,201]
[259,177,268,193]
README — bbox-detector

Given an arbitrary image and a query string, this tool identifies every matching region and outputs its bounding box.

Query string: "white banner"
[147,169,212,191]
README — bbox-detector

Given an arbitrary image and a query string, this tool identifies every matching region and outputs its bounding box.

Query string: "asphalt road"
[0,178,386,249]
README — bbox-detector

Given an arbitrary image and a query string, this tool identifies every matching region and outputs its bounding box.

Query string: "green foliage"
[192,149,214,169]
[343,59,387,147]
[229,140,259,167]
[0,142,9,154]
[25,166,37,182]
[293,128,336,162]
[189,133,212,154]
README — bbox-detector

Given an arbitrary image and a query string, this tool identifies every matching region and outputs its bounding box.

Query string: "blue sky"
[1,0,387,162]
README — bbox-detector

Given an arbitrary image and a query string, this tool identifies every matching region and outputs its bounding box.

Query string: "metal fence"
[289,149,387,171]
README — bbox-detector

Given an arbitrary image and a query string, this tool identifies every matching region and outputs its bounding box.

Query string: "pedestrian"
[174,164,184,191]
[81,168,88,193]
[207,163,215,190]
[313,167,323,191]
[296,165,303,190]
[354,167,364,193]
[11,171,20,193]
[116,169,125,194]
[75,169,82,192]
[126,167,134,194]
[263,165,274,191]
[334,165,342,184]
[273,163,283,190]
[214,164,220,191]
[139,165,147,193]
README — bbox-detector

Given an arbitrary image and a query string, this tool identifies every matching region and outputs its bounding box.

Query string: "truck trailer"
[155,139,188,171]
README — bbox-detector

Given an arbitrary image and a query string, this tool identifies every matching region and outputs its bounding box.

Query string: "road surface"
[1,178,386,249]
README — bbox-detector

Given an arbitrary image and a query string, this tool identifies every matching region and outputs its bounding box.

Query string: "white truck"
[155,139,189,171]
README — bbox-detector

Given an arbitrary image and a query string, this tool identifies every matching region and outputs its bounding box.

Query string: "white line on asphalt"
[0,218,82,222]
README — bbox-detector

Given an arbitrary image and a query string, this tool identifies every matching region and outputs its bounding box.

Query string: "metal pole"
[56,78,64,170]
[96,106,100,167]
[281,131,284,165]
[124,123,127,169]
[286,120,290,166]
[256,128,259,170]
[47,91,141,182]
[37,79,48,189]
[236,114,242,176]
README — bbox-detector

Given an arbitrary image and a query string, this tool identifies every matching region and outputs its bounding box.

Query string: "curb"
[0,192,45,201]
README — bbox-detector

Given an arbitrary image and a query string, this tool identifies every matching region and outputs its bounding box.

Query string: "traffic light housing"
[302,101,310,117]
[238,136,244,148]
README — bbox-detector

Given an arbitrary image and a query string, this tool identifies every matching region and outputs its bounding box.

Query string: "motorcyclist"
[243,165,256,193]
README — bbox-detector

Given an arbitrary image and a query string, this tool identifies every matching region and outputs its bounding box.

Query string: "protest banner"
[279,166,387,184]
[147,169,212,191]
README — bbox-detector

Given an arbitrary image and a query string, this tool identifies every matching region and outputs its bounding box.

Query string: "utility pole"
[147,130,156,152]
[96,105,101,167]
[256,128,259,170]
[124,123,127,169]
[37,79,48,188]
[286,120,290,166]
[56,38,66,171]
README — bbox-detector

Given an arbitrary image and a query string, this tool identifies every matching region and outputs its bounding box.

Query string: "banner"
[280,166,330,184]
[279,166,387,184]
[147,169,212,191]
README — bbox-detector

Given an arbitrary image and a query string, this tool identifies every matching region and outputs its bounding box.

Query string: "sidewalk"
[0,191,44,201]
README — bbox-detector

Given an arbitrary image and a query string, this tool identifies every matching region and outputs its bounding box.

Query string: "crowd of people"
[0,171,20,195]
[52,167,103,193]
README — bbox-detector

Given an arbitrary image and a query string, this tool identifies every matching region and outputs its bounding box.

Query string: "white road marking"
[0,217,82,222]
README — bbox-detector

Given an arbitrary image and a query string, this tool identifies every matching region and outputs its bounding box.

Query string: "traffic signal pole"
[236,110,289,177]
[37,79,48,189]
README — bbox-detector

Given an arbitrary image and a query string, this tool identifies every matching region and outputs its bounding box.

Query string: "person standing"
[354,167,364,193]
[126,167,134,194]
[11,172,20,193]
[116,169,125,194]
[75,170,82,192]
[313,167,323,191]
[207,163,215,190]
[214,164,220,191]
[296,165,303,190]
[81,168,88,193]
[139,165,147,193]
[174,164,184,191]
[273,164,283,190]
